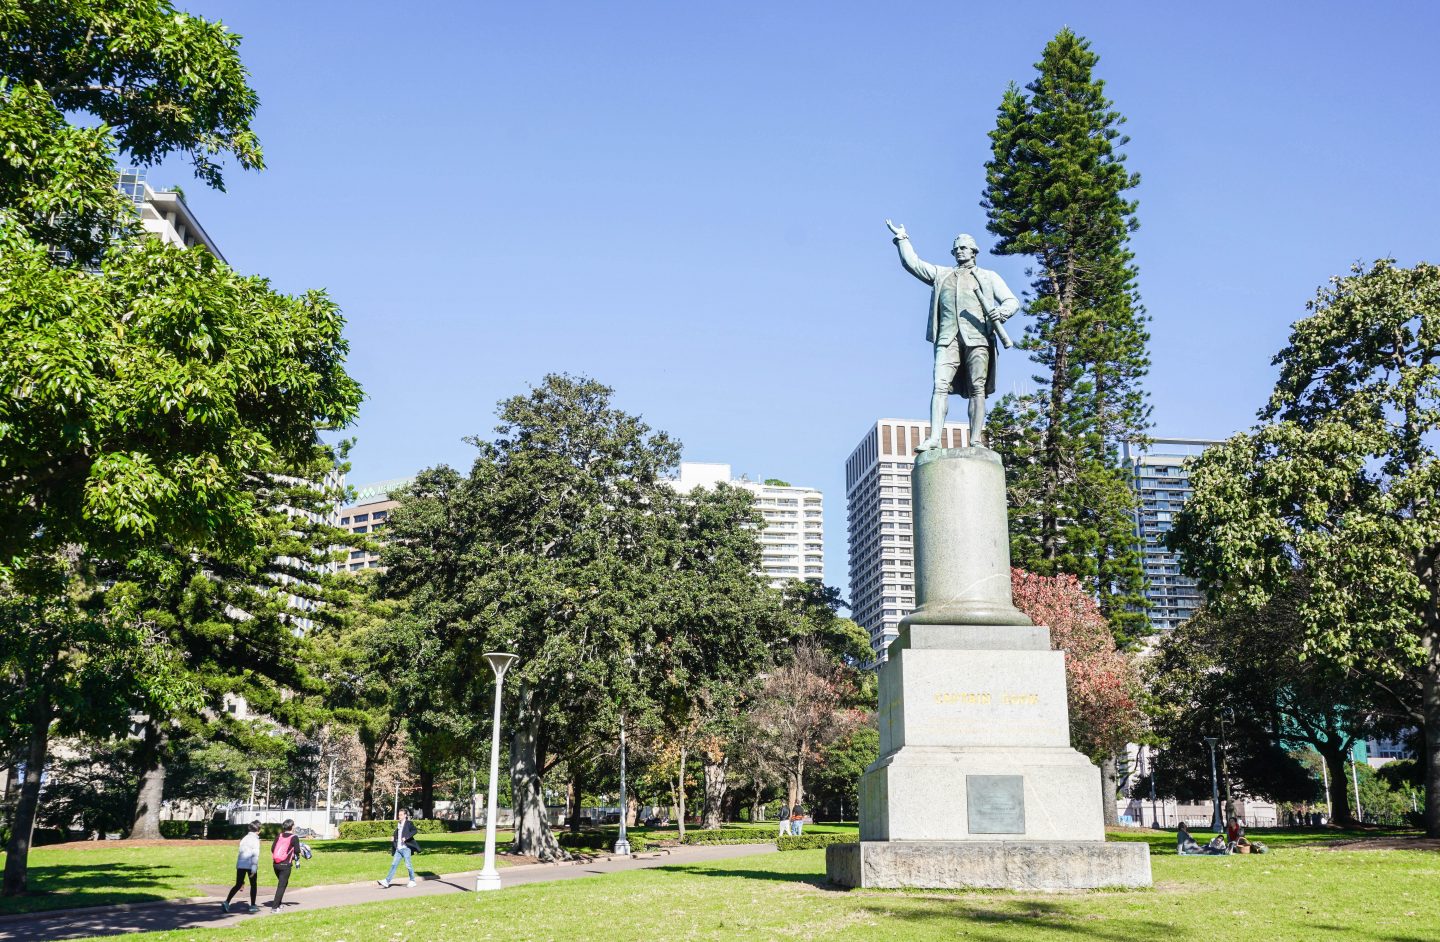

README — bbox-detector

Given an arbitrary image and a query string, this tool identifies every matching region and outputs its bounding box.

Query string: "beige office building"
[846,419,971,661]
[336,478,413,572]
[674,463,823,587]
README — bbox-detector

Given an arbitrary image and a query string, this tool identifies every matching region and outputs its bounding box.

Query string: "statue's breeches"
[934,340,989,399]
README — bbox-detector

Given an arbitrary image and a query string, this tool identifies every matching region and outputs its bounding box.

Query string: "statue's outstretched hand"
[886,219,907,239]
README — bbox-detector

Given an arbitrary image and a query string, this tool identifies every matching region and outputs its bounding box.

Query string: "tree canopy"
[983,28,1151,645]
[1171,259,1440,835]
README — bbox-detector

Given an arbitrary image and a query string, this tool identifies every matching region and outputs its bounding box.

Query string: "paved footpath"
[0,843,777,942]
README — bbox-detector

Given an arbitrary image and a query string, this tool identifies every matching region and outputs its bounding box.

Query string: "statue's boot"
[969,394,986,448]
[916,389,947,451]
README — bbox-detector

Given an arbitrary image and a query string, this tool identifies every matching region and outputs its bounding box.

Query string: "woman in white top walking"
[222,821,262,913]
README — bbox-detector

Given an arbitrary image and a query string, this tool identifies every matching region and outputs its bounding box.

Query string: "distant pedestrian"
[778,805,792,837]
[222,821,262,914]
[791,804,806,837]
[378,808,420,888]
[270,819,300,912]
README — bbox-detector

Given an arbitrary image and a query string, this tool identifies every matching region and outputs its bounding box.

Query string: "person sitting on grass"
[1176,822,1202,854]
[378,808,421,889]
[222,821,262,914]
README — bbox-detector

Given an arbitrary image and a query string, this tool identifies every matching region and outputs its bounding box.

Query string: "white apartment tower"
[675,463,823,587]
[118,168,226,259]
[846,419,971,661]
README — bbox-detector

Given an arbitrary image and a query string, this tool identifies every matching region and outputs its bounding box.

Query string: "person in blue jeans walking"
[377,809,420,888]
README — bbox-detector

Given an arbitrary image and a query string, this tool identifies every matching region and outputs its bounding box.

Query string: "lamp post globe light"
[476,652,518,893]
[1204,736,1223,833]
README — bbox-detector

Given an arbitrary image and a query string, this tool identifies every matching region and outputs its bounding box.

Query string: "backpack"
[272,833,295,864]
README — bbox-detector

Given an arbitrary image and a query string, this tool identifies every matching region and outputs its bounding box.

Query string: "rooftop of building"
[346,477,415,506]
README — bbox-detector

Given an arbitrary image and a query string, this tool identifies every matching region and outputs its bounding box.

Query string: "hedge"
[556,829,651,853]
[158,821,286,840]
[777,833,857,852]
[679,827,775,845]
[337,819,460,839]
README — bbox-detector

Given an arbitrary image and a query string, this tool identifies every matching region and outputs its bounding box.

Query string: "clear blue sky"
[163,1,1439,602]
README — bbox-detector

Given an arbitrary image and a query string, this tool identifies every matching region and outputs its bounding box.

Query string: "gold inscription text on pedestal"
[932,692,1040,706]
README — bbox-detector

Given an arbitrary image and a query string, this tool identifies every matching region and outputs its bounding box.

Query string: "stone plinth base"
[825,840,1152,891]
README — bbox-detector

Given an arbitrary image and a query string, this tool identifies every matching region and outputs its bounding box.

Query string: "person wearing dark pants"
[269,818,300,913]
[222,821,262,914]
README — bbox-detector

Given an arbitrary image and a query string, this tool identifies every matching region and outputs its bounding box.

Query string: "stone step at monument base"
[826,840,1152,891]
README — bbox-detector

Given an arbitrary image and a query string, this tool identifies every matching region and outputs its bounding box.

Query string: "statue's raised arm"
[886,219,908,239]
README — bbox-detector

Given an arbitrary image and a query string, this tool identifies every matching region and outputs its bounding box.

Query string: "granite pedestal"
[827,447,1151,891]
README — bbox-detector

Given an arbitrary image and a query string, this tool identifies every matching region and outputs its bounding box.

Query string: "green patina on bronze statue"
[886,221,1020,449]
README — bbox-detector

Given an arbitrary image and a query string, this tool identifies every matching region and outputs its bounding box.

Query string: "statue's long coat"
[894,237,1020,398]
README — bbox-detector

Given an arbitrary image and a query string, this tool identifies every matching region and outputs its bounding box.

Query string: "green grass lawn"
[0,831,517,916]
[65,828,1440,942]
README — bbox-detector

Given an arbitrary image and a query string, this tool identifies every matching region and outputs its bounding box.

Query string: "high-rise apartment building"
[846,419,971,661]
[118,168,225,259]
[674,463,823,586]
[336,478,414,572]
[1123,439,1219,632]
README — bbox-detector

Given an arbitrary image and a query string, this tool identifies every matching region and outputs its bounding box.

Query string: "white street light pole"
[249,771,258,816]
[1204,737,1223,832]
[477,652,518,892]
[613,713,630,856]
[326,760,337,834]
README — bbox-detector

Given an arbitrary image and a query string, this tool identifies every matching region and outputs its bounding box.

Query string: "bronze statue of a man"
[886,221,1019,449]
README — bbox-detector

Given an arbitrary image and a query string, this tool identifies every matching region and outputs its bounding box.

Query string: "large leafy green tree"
[0,52,360,896]
[0,0,262,187]
[109,463,357,839]
[380,375,781,858]
[1142,584,1377,822]
[1171,260,1440,835]
[982,28,1151,644]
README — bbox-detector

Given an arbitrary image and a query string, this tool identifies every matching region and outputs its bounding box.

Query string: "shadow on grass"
[854,896,1174,940]
[648,863,847,892]
[0,862,187,917]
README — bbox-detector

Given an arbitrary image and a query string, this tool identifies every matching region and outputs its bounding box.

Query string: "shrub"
[777,833,856,852]
[557,829,651,853]
[337,818,457,839]
[679,827,775,845]
[159,820,284,840]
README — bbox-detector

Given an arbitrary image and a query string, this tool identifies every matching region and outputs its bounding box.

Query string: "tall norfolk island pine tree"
[982,29,1152,647]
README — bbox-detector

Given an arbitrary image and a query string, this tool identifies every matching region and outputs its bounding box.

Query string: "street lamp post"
[1204,736,1223,832]
[477,652,518,893]
[1147,746,1161,829]
[613,714,631,856]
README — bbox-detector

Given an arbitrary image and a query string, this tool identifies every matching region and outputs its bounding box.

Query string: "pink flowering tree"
[1012,568,1144,825]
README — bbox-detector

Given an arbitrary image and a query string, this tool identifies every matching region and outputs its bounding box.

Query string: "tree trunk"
[750,779,765,823]
[129,722,166,840]
[790,748,806,810]
[1421,621,1440,837]
[701,750,727,829]
[1320,744,1355,826]
[509,685,564,860]
[676,745,688,840]
[566,766,583,833]
[3,692,52,897]
[1099,753,1120,828]
[626,793,638,828]
[361,747,377,820]
[418,768,435,820]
